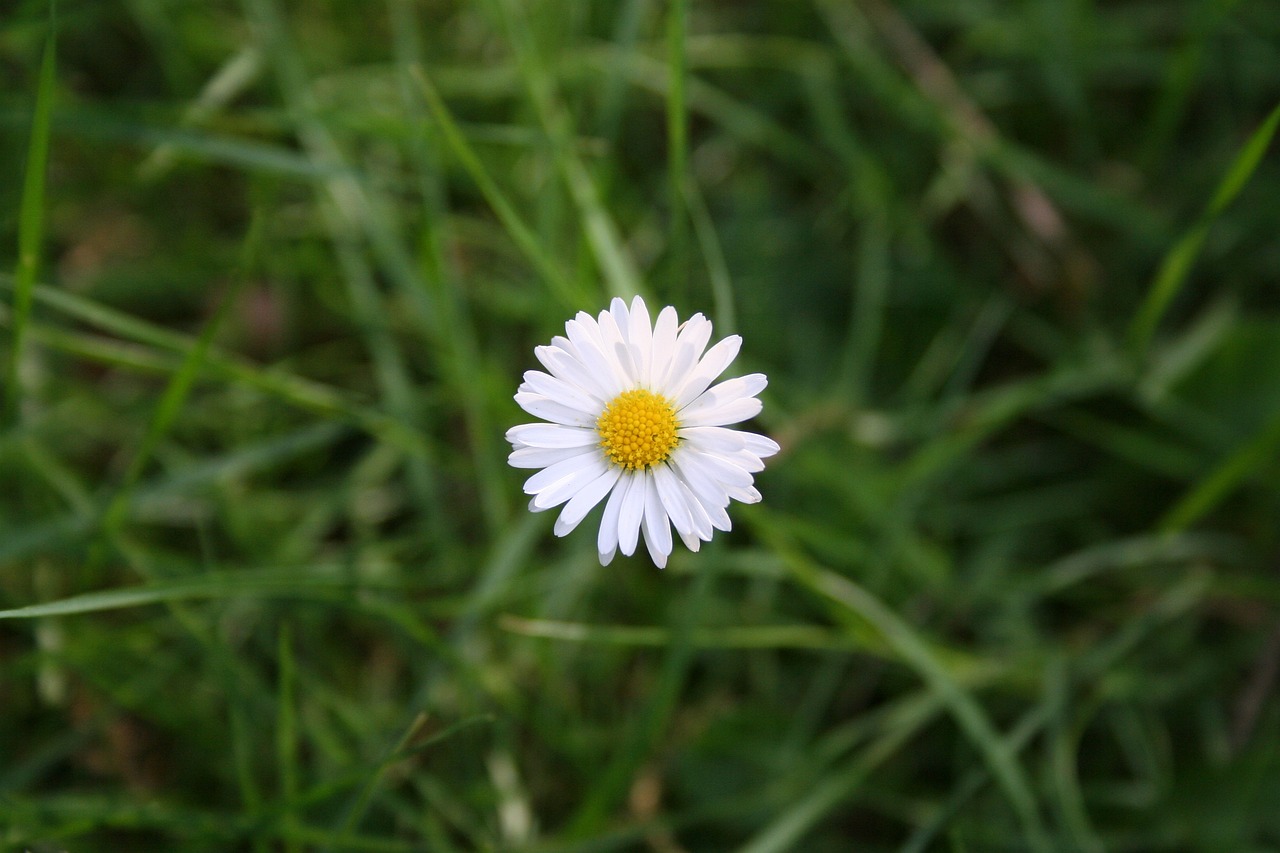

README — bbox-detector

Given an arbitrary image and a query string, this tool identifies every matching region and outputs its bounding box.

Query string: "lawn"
[2,0,1280,850]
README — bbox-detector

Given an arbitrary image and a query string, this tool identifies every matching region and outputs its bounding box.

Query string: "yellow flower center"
[596,389,680,470]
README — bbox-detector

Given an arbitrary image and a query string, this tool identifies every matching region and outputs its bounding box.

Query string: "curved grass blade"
[3,7,56,426]
[764,528,1053,853]
[1160,408,1280,532]
[493,0,643,302]
[0,567,374,621]
[412,65,584,309]
[1129,102,1280,353]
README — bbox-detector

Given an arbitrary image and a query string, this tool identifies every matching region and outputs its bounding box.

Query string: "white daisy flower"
[505,295,780,568]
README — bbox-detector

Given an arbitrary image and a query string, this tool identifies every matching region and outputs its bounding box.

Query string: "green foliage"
[2,0,1280,850]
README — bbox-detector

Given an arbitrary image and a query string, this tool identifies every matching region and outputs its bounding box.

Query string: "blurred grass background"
[2,0,1280,850]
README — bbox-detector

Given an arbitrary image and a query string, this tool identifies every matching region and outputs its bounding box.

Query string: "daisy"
[505,296,779,568]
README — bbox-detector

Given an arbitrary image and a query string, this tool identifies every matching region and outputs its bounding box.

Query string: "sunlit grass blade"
[500,615,858,651]
[137,44,264,181]
[3,10,56,426]
[1129,101,1280,353]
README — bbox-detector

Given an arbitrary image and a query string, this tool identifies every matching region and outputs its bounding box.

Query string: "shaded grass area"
[2,0,1280,850]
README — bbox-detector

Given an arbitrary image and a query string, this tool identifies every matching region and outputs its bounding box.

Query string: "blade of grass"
[137,44,264,181]
[493,0,644,302]
[1129,101,1280,353]
[389,0,509,533]
[331,713,494,843]
[412,65,585,309]
[3,7,56,427]
[740,692,944,853]
[501,615,859,651]
[686,178,737,336]
[666,0,689,298]
[0,421,349,564]
[0,566,377,621]
[897,707,1050,853]
[1159,408,1280,532]
[245,0,446,533]
[586,45,824,178]
[0,276,429,459]
[0,105,338,178]
[761,524,1052,853]
[566,567,714,836]
[102,248,252,537]
[277,625,302,853]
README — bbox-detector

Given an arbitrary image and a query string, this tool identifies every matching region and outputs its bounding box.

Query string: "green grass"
[3,1,1280,850]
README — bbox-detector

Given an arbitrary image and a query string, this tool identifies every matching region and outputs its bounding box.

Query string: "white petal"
[508,445,595,470]
[741,431,780,459]
[680,373,766,417]
[668,449,730,507]
[680,396,762,428]
[617,470,646,557]
[596,309,639,386]
[704,502,732,532]
[627,296,652,382]
[531,455,610,509]
[726,483,761,504]
[641,474,672,568]
[685,448,755,489]
[656,313,711,394]
[647,306,679,387]
[669,451,734,532]
[566,318,627,396]
[608,296,630,330]
[506,423,600,449]
[678,530,701,552]
[662,464,715,542]
[600,545,617,566]
[597,466,631,559]
[680,478,715,541]
[555,465,622,536]
[718,448,767,473]
[535,346,612,401]
[652,463,695,538]
[672,335,743,408]
[678,426,747,454]
[522,370,603,412]
[515,393,596,427]
[523,452,600,495]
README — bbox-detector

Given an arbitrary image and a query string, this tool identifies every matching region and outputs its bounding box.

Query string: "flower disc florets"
[597,389,679,470]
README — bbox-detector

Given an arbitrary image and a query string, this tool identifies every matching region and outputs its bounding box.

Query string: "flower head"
[505,296,779,568]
